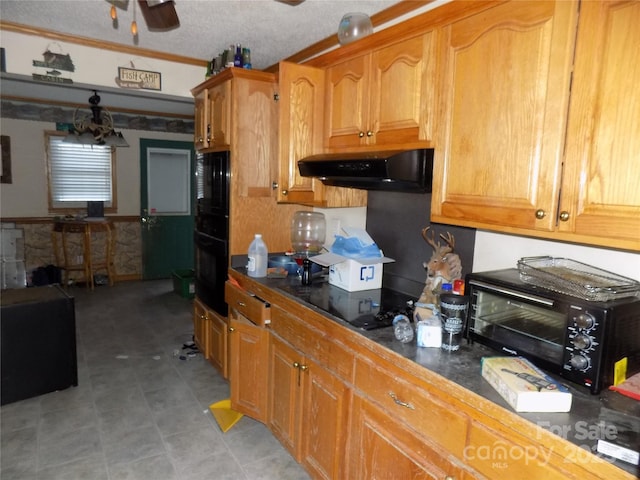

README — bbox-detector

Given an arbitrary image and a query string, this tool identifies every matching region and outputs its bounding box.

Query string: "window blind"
[48,137,113,207]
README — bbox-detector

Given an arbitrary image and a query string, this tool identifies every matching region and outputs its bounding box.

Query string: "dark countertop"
[230,263,640,477]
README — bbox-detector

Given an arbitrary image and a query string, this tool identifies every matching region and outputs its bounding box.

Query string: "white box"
[328,288,381,322]
[310,227,394,292]
[414,306,442,348]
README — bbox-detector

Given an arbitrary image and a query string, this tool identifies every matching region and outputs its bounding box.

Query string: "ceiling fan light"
[131,19,138,36]
[110,5,117,20]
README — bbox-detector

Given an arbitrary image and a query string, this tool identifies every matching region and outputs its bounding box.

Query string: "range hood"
[297,148,433,192]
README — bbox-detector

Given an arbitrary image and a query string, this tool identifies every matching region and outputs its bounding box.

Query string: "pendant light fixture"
[64,91,129,147]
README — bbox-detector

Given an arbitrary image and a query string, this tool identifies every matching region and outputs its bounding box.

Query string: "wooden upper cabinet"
[559,0,640,249]
[277,61,326,205]
[208,81,231,149]
[431,1,578,232]
[277,62,367,208]
[231,76,278,198]
[193,88,210,150]
[325,33,434,149]
[193,82,230,151]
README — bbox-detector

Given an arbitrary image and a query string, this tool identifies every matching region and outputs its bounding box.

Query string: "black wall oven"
[194,151,230,316]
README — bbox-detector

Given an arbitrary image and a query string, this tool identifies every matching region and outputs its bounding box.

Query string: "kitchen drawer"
[225,281,270,326]
[270,305,354,382]
[354,356,469,458]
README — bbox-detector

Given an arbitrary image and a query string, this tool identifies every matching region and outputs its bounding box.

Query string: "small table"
[51,219,116,289]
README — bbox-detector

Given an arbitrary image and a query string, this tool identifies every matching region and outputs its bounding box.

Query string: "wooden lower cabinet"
[193,298,208,356]
[228,313,269,422]
[349,394,469,480]
[205,309,228,379]
[269,334,351,480]
[193,297,228,378]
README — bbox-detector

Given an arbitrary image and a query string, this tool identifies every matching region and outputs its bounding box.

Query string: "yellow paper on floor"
[209,399,243,433]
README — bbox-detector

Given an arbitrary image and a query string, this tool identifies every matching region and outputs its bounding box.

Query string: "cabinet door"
[431,1,578,231]
[370,33,434,146]
[325,54,370,149]
[193,89,210,150]
[277,61,326,205]
[208,82,231,149]
[206,309,228,379]
[348,395,466,480]
[268,335,303,458]
[228,313,269,422]
[233,77,278,197]
[559,1,640,249]
[193,297,208,356]
[299,357,351,480]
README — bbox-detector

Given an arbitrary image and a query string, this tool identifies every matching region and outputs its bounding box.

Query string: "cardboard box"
[328,288,381,322]
[481,356,572,412]
[311,227,394,292]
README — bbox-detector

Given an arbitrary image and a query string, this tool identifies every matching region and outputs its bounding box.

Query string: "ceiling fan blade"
[137,0,180,31]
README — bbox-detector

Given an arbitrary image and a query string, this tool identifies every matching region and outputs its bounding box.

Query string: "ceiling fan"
[107,0,180,32]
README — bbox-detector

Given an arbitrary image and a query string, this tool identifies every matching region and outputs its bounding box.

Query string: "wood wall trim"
[0,20,208,67]
[263,0,437,73]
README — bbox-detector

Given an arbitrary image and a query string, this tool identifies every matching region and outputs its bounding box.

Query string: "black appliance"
[194,151,230,316]
[466,269,640,394]
[297,148,434,192]
[278,282,415,330]
[1,285,78,405]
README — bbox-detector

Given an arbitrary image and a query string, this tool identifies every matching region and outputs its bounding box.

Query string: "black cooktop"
[277,282,415,330]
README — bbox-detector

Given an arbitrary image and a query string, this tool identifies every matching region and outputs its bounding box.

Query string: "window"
[45,132,117,212]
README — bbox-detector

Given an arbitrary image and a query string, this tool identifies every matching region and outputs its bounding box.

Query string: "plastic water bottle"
[247,234,268,278]
[393,314,414,343]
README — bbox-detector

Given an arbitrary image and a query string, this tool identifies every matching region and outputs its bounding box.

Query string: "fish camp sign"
[116,67,161,91]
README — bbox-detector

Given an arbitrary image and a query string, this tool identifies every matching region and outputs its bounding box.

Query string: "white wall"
[0,118,192,217]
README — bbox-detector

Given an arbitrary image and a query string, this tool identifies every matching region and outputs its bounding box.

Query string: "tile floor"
[1,280,311,480]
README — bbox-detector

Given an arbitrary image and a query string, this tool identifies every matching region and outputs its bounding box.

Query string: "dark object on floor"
[1,285,78,405]
[31,264,62,286]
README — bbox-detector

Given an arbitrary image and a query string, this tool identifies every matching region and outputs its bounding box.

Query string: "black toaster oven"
[465,269,640,394]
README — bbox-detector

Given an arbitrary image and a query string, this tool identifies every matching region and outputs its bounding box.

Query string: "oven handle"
[468,280,554,306]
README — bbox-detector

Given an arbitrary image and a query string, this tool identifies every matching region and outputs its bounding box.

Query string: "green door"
[140,139,195,280]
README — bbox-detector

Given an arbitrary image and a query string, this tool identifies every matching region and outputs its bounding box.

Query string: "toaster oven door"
[468,283,568,370]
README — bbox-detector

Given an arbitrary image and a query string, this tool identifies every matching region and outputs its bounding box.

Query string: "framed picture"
[1,135,11,184]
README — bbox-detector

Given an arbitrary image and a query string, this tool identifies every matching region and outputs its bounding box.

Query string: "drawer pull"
[389,392,415,410]
[237,301,246,307]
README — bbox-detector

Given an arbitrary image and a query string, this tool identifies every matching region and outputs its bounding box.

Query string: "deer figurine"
[417,227,462,306]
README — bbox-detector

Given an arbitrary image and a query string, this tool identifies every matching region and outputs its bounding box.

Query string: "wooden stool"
[52,219,116,289]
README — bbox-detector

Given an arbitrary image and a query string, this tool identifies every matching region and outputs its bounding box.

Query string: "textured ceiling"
[0,0,404,70]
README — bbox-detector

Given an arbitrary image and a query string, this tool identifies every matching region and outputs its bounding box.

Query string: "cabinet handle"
[366,130,373,137]
[272,181,279,190]
[282,189,288,196]
[206,124,211,143]
[535,209,546,219]
[293,361,300,368]
[358,131,365,138]
[228,327,235,332]
[237,301,246,307]
[444,476,455,480]
[559,211,570,222]
[300,364,308,372]
[200,313,206,319]
[388,392,415,410]
[197,137,204,144]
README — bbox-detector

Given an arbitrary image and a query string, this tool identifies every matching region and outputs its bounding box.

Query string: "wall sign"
[116,67,162,91]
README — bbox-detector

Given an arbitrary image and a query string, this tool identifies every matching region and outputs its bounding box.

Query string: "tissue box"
[310,227,394,292]
[414,306,441,348]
